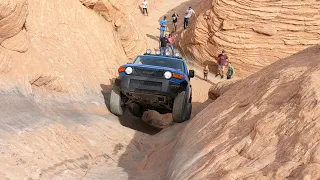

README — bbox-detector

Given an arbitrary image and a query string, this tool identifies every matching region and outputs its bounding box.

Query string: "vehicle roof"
[139,54,186,63]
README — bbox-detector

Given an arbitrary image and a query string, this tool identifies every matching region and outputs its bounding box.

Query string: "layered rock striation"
[177,0,320,76]
[81,0,148,60]
[155,46,320,179]
[0,0,140,103]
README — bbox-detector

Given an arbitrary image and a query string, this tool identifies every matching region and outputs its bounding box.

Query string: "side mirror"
[188,70,195,78]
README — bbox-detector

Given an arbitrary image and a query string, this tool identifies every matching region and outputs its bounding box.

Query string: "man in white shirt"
[142,0,148,16]
[184,6,195,29]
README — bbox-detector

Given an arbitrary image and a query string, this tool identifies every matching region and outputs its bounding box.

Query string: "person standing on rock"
[184,6,195,29]
[142,0,148,16]
[203,64,209,81]
[172,11,179,32]
[167,33,176,55]
[160,34,169,56]
[216,50,229,79]
[160,16,168,39]
[226,62,235,79]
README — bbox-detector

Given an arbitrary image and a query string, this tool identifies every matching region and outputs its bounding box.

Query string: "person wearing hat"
[184,6,195,29]
[216,50,229,79]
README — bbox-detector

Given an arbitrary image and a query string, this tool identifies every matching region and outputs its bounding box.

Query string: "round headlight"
[125,67,133,74]
[164,71,172,79]
[155,50,160,55]
[146,49,151,54]
[165,51,170,56]
[174,52,180,57]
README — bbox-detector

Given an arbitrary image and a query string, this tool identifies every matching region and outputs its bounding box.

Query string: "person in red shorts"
[216,50,229,79]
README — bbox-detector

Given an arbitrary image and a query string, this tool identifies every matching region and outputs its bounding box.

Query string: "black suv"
[109,50,194,123]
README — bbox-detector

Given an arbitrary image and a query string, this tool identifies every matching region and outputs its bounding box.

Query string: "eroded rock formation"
[177,0,320,76]
[81,0,148,60]
[0,0,139,102]
[143,45,320,180]
[0,1,148,178]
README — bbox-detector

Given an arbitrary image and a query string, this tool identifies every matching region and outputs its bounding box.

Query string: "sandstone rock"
[81,0,147,60]
[177,0,320,77]
[0,0,133,102]
[142,110,173,128]
[1,30,29,52]
[0,0,28,43]
[152,45,320,179]
[208,79,239,100]
[252,24,277,36]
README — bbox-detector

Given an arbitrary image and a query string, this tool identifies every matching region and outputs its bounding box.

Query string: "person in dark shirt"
[172,11,179,32]
[160,34,169,55]
[216,50,229,79]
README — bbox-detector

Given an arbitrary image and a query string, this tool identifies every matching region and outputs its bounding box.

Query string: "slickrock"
[81,0,148,60]
[142,110,173,128]
[0,0,132,103]
[146,45,320,179]
[177,0,320,76]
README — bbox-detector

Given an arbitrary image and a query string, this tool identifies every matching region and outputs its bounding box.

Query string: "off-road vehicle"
[109,49,194,123]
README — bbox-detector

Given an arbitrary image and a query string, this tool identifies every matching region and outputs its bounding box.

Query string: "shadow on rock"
[195,74,216,86]
[100,81,161,135]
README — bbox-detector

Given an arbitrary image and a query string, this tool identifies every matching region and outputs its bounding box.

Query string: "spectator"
[172,11,179,32]
[142,0,148,16]
[216,50,229,79]
[160,16,168,38]
[226,62,235,79]
[184,6,195,29]
[167,33,176,55]
[160,34,169,55]
[203,64,209,81]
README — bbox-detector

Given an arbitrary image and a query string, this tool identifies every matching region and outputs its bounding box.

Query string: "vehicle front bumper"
[115,75,183,106]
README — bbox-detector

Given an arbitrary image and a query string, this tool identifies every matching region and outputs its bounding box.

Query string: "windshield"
[133,56,185,73]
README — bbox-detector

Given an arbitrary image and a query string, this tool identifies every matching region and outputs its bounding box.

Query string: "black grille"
[129,79,162,91]
[133,68,164,78]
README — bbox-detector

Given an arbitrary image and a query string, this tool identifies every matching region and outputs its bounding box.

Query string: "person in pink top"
[167,33,176,55]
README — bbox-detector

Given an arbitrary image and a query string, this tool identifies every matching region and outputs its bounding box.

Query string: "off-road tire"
[184,101,192,121]
[173,91,188,123]
[109,85,125,116]
[128,103,144,118]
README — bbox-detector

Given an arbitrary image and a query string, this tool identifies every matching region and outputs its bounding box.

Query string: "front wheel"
[128,103,144,117]
[172,91,188,123]
[109,85,125,116]
[184,102,192,121]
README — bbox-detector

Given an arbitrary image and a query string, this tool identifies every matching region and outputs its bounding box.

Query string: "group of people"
[141,1,235,80]
[158,6,196,33]
[142,0,196,31]
[159,33,176,56]
[203,50,235,80]
[157,6,196,56]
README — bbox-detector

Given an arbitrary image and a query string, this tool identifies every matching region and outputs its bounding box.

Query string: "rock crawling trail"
[0,0,220,179]
[83,0,219,178]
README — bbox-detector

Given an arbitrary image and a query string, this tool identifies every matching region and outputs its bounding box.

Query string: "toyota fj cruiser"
[109,49,194,123]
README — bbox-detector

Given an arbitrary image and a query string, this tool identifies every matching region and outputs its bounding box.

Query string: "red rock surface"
[1,0,320,179]
[144,46,320,179]
[177,0,320,77]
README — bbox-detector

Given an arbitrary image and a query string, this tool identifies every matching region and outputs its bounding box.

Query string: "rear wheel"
[172,91,188,123]
[128,103,144,117]
[109,85,125,116]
